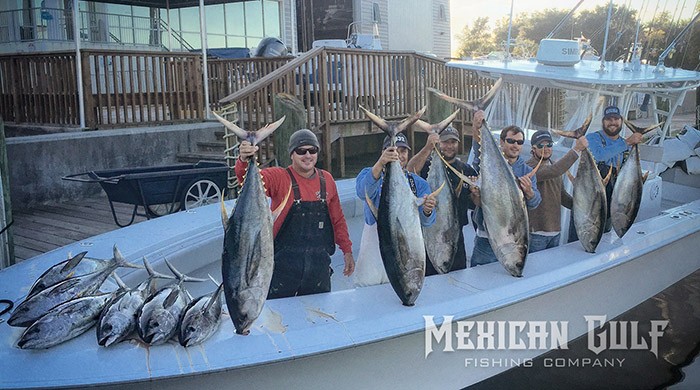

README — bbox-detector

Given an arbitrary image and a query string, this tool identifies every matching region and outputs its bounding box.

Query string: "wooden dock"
[11,194,147,263]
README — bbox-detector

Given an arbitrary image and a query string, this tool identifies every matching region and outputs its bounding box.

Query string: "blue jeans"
[470,236,498,267]
[529,233,560,253]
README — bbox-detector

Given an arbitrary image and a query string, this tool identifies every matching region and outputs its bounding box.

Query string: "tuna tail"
[111,273,128,290]
[602,165,614,185]
[416,181,446,208]
[623,118,664,135]
[414,109,461,134]
[213,111,286,145]
[143,257,176,281]
[220,189,229,230]
[524,154,545,179]
[113,245,144,270]
[431,78,503,112]
[551,113,592,139]
[359,106,426,139]
[271,185,293,222]
[59,251,88,273]
[164,258,207,284]
[364,189,379,221]
[205,275,224,314]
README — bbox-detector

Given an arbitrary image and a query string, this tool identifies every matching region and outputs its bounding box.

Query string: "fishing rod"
[546,0,585,39]
[654,11,700,73]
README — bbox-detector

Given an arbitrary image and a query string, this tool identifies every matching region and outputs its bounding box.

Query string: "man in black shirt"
[406,126,478,275]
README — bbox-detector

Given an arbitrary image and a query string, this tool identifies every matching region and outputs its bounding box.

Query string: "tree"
[454,17,496,59]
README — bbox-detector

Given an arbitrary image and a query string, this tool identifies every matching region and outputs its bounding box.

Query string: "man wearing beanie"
[406,125,478,274]
[353,133,437,287]
[235,128,355,298]
[526,130,588,252]
[585,105,644,232]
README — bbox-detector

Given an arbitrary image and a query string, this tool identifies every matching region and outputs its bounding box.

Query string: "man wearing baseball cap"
[236,128,355,298]
[406,125,478,274]
[353,133,437,287]
[585,105,644,232]
[526,129,588,252]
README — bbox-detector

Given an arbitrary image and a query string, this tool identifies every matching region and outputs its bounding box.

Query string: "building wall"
[385,0,451,58]
[354,0,388,50]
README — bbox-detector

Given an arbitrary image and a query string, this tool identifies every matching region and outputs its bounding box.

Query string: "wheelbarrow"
[62,161,229,227]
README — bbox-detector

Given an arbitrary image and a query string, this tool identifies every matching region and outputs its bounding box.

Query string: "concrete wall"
[6,122,222,209]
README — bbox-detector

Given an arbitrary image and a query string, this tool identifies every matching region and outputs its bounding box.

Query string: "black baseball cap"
[530,130,553,146]
[382,133,411,150]
[439,126,460,142]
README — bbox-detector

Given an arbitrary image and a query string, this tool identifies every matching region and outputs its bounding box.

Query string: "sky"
[449,0,698,53]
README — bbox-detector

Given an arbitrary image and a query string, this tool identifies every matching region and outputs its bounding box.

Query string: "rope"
[0,219,12,235]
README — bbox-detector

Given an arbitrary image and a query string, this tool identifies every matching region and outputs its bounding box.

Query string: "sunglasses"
[504,138,524,145]
[535,142,554,149]
[293,147,319,155]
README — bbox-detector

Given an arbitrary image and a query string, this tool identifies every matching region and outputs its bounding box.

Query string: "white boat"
[1,57,700,389]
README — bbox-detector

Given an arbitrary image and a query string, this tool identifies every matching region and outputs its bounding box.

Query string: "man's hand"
[573,136,589,152]
[422,193,437,216]
[469,179,481,206]
[379,146,400,166]
[238,141,258,162]
[343,252,355,276]
[518,176,534,199]
[425,133,440,149]
[625,132,644,146]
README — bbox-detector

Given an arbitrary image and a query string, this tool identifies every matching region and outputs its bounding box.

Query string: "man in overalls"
[235,129,355,298]
[586,106,644,232]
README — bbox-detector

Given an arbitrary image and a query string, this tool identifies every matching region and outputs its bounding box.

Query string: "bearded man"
[585,106,644,231]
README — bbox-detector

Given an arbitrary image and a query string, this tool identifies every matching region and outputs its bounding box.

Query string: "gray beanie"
[288,129,320,155]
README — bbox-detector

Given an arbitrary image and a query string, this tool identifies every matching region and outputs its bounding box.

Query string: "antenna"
[654,11,700,73]
[505,0,515,62]
[598,0,615,72]
[546,0,585,39]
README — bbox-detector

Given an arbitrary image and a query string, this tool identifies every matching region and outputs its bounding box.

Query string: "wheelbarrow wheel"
[183,179,222,210]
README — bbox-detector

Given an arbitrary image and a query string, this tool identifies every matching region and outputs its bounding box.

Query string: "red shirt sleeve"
[321,170,353,254]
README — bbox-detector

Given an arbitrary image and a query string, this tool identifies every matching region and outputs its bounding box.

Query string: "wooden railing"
[0,52,79,125]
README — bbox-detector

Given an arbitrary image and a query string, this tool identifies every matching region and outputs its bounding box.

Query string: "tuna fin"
[220,190,229,230]
[642,171,650,183]
[429,181,446,199]
[163,288,181,309]
[566,170,576,182]
[60,251,88,273]
[111,272,128,290]
[454,179,463,197]
[602,165,614,185]
[205,282,224,314]
[524,154,544,179]
[364,189,378,221]
[435,149,478,187]
[272,185,292,222]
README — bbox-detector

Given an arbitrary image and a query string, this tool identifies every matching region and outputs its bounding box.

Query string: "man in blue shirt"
[585,105,643,231]
[354,133,437,286]
[469,111,542,267]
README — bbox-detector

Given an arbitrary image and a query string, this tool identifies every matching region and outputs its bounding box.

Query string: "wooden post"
[273,93,307,168]
[0,120,14,268]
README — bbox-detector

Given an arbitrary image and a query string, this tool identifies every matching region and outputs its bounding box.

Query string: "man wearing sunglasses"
[469,112,541,267]
[353,133,437,286]
[406,126,478,275]
[235,129,355,299]
[526,130,588,252]
[585,105,644,232]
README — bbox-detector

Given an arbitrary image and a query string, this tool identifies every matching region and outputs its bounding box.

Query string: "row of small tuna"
[8,246,224,349]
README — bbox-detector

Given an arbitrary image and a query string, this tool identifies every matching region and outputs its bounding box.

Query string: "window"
[372,3,381,23]
[439,4,446,21]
